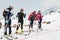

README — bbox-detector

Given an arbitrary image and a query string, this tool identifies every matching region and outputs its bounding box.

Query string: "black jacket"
[16,12,26,21]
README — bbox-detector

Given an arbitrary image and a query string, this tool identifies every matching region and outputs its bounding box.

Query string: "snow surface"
[0,12,60,40]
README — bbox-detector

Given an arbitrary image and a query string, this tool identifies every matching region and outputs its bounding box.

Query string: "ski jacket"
[28,12,37,21]
[36,13,43,20]
[16,12,26,21]
[3,10,13,20]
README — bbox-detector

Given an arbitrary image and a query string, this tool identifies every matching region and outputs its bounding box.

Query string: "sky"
[0,0,60,19]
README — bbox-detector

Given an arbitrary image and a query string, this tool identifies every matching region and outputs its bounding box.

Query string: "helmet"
[20,8,24,11]
[33,11,36,13]
[32,11,36,14]
[7,5,13,10]
[9,5,13,9]
[38,10,41,12]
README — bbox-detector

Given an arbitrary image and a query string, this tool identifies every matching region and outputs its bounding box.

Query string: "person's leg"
[4,23,7,35]
[9,25,11,34]
[8,20,12,35]
[31,20,33,29]
[4,19,9,37]
[29,20,34,31]
[21,20,23,32]
[16,22,20,33]
[29,21,32,30]
[38,19,42,29]
[16,26,19,30]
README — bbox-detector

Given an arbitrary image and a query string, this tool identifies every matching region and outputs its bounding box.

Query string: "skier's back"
[16,8,26,33]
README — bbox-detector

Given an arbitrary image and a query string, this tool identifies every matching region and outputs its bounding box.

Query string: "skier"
[3,6,13,37]
[36,10,43,30]
[15,8,26,34]
[28,11,37,31]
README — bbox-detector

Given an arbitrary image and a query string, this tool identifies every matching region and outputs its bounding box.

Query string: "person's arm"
[24,13,26,18]
[11,13,14,16]
[16,13,19,17]
[28,14,32,20]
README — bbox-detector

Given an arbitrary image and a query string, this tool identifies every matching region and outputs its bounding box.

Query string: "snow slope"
[0,12,60,40]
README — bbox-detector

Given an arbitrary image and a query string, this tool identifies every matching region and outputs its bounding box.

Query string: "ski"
[5,37,13,40]
[24,31,30,36]
[9,36,18,39]
[0,36,13,40]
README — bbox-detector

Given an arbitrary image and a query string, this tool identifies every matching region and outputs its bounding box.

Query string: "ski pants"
[38,19,42,29]
[29,20,34,29]
[4,19,11,35]
[16,20,23,30]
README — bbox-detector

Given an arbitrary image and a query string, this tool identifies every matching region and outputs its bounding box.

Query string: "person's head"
[20,8,24,12]
[38,10,41,13]
[33,11,36,14]
[34,11,36,13]
[7,6,13,11]
[51,11,54,12]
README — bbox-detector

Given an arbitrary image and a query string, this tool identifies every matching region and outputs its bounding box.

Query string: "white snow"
[0,12,60,40]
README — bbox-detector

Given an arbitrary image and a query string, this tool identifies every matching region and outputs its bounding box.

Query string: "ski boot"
[19,29,24,34]
[8,34,12,37]
[4,35,8,38]
[15,30,18,34]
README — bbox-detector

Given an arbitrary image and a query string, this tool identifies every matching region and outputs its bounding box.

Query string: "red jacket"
[35,13,43,20]
[28,12,37,20]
